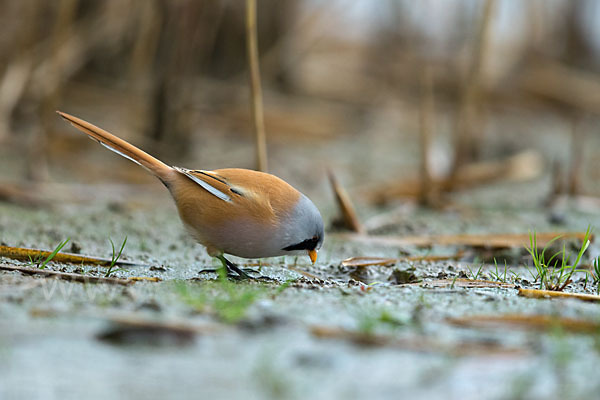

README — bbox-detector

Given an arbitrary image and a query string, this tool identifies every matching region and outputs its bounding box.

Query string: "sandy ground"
[2,103,600,399]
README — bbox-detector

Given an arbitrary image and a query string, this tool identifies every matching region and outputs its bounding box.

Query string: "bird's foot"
[198,266,256,280]
[226,267,277,282]
[200,256,273,281]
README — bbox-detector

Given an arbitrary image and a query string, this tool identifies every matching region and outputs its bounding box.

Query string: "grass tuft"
[525,227,592,291]
[489,258,522,283]
[466,264,484,280]
[105,236,127,277]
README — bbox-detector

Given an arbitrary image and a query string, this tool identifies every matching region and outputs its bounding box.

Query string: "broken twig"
[333,231,591,250]
[518,288,600,303]
[0,244,146,268]
[341,253,463,268]
[0,264,132,285]
[329,169,365,233]
[416,278,515,289]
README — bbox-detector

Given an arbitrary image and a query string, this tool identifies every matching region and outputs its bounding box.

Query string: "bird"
[57,111,324,279]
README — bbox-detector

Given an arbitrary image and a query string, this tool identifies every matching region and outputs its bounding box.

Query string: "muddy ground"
[2,104,600,400]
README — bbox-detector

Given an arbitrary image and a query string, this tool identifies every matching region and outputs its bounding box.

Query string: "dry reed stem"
[328,169,365,233]
[341,253,463,268]
[0,244,145,268]
[333,231,591,249]
[416,279,516,289]
[0,264,132,286]
[0,0,131,141]
[518,288,600,303]
[246,0,268,172]
[286,266,321,281]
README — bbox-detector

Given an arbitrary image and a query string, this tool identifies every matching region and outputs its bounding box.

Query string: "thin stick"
[0,264,132,285]
[333,231,591,249]
[287,266,321,281]
[328,169,365,233]
[0,244,146,268]
[341,253,463,268]
[246,0,268,172]
[416,278,515,289]
[518,288,600,303]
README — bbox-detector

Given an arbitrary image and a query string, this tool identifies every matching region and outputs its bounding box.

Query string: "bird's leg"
[217,255,254,280]
[199,255,250,278]
[199,255,275,281]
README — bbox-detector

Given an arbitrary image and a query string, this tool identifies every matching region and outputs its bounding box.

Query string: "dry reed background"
[1,0,600,203]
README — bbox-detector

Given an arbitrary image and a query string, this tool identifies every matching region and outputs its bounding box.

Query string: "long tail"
[57,111,174,182]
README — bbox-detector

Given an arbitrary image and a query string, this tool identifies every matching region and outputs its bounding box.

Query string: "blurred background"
[1,0,600,212]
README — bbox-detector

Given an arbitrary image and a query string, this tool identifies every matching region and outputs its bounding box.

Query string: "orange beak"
[308,249,318,264]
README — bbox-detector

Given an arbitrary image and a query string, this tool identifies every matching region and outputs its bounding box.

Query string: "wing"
[173,167,233,202]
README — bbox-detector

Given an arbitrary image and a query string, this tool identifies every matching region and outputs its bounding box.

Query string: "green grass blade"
[38,238,70,269]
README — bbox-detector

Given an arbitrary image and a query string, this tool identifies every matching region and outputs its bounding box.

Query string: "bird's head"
[281,194,324,264]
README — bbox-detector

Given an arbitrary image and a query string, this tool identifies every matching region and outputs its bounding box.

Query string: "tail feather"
[57,111,173,181]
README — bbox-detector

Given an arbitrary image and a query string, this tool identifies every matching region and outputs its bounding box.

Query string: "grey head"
[280,194,324,255]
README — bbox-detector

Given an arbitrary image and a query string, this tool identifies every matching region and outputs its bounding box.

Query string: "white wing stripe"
[174,167,232,202]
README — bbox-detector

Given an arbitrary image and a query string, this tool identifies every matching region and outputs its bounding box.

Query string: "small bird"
[57,111,324,278]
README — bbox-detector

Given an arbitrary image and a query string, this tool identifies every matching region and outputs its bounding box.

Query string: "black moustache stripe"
[282,236,319,251]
